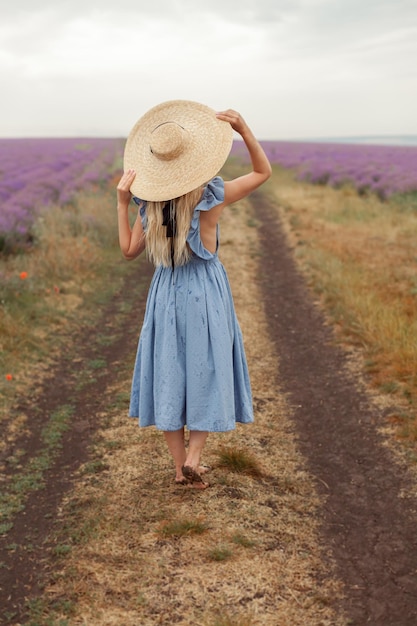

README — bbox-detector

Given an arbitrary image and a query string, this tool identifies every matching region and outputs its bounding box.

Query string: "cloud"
[1,0,416,138]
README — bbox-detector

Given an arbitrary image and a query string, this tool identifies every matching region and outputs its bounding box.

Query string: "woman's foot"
[182,465,204,482]
[175,465,211,482]
[181,465,210,488]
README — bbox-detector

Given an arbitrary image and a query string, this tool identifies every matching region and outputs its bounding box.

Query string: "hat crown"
[150,122,188,161]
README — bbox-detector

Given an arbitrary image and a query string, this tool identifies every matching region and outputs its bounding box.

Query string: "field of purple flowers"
[2,137,416,253]
[0,138,123,251]
[231,140,417,200]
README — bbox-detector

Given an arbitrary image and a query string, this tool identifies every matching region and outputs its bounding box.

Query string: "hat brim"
[123,100,233,201]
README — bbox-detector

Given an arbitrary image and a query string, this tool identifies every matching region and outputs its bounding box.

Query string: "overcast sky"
[1,0,416,140]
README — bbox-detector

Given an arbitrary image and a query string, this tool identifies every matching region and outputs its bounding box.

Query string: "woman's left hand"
[117,169,136,206]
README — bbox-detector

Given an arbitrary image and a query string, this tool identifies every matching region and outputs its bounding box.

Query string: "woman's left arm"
[117,169,146,260]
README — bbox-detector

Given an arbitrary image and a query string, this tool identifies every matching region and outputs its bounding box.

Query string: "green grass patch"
[216,446,262,477]
[95,333,119,346]
[64,509,105,546]
[0,405,74,528]
[207,543,234,562]
[25,595,73,626]
[86,357,107,370]
[159,518,209,538]
[391,190,417,213]
[110,391,131,410]
[53,544,72,558]
[80,459,109,475]
[231,532,256,548]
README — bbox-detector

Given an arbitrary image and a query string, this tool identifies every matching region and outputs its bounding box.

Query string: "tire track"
[0,259,153,624]
[254,191,417,625]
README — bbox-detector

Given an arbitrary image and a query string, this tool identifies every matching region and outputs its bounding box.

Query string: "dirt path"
[0,261,154,623]
[1,188,417,624]
[253,190,417,625]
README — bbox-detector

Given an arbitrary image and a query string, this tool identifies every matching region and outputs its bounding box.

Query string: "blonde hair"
[144,186,204,268]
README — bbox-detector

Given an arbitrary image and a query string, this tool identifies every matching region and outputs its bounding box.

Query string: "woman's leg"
[163,428,186,482]
[184,430,209,470]
[163,428,210,487]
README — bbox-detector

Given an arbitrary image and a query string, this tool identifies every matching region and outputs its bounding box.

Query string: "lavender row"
[231,140,417,199]
[2,137,416,248]
[0,138,124,242]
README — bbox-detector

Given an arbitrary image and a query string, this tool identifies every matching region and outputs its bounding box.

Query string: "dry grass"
[0,184,119,350]
[38,176,346,625]
[267,166,417,447]
[0,184,128,445]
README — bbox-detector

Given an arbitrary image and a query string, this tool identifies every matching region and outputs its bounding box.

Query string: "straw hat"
[123,100,233,201]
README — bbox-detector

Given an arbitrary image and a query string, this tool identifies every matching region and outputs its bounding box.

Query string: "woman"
[117,100,271,488]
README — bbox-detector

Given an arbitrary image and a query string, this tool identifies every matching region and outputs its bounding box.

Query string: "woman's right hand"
[117,169,136,207]
[216,110,249,136]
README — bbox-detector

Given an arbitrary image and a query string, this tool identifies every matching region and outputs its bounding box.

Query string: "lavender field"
[232,140,417,200]
[0,138,123,250]
[1,137,417,253]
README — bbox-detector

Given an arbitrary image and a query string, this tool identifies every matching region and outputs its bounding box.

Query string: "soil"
[1,189,417,625]
[253,190,417,625]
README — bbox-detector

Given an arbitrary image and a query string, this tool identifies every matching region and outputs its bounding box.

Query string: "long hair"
[145,185,204,268]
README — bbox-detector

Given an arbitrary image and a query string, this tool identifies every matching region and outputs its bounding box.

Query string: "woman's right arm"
[216,110,272,206]
[117,169,146,260]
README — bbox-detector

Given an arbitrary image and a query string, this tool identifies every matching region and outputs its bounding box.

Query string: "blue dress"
[129,176,254,432]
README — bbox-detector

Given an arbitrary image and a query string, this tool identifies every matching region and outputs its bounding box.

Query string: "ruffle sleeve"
[195,176,225,212]
[187,177,225,259]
